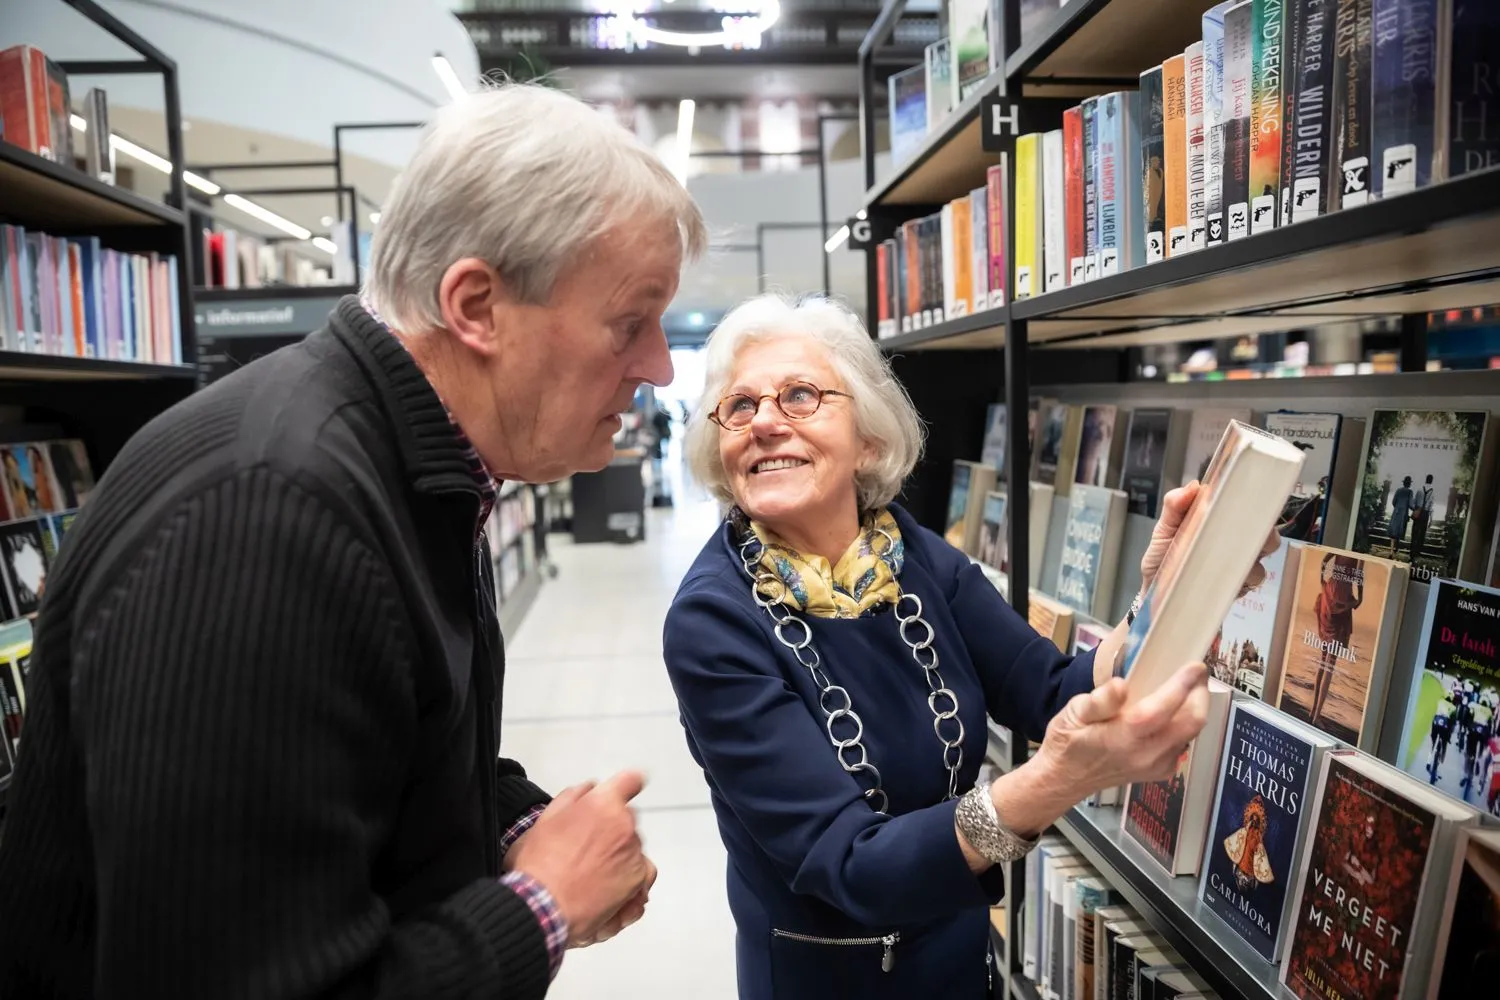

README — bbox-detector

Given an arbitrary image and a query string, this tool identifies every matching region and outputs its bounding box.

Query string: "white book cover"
[1043,129,1067,292]
[969,186,990,312]
[941,203,957,321]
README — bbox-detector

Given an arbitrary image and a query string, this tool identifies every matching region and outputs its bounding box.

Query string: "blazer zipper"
[770,929,900,972]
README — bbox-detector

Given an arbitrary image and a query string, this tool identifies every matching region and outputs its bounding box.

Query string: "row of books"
[1009,0,1500,295]
[887,0,1009,166]
[0,632,28,784]
[1,438,95,625]
[873,163,1007,338]
[200,228,334,291]
[0,223,183,363]
[0,45,114,182]
[957,403,1500,593]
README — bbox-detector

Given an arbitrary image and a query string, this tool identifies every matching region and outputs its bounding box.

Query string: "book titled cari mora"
[1114,420,1307,700]
[1280,751,1479,1000]
[1349,408,1499,584]
[1200,701,1338,963]
[1393,579,1500,807]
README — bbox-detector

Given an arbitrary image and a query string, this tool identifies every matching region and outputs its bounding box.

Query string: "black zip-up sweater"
[0,298,553,999]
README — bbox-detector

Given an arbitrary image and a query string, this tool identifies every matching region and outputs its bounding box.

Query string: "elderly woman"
[666,294,1256,999]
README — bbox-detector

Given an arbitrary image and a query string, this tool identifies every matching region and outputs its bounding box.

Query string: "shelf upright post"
[1399,312,1429,372]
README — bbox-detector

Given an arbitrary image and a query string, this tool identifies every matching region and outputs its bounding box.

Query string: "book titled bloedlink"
[1114,420,1307,700]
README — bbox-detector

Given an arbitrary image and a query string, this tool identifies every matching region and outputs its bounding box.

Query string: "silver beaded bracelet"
[955,781,1040,865]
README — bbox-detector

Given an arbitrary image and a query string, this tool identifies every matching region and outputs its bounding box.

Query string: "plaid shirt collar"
[359,296,498,540]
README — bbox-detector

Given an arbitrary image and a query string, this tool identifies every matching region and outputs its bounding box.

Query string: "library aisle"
[500,482,739,999]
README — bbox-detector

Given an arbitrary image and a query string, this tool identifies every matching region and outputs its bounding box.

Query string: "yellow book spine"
[1163,53,1189,257]
[1015,133,1041,299]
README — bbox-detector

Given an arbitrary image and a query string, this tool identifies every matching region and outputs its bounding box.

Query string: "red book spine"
[1063,107,1086,285]
[27,48,53,160]
[903,221,920,324]
[986,163,1006,307]
[876,242,889,333]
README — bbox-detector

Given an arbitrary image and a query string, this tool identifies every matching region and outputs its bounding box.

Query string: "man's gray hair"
[365,83,708,333]
[685,293,925,513]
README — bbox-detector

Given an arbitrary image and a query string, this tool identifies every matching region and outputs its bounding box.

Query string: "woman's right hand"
[1031,661,1210,799]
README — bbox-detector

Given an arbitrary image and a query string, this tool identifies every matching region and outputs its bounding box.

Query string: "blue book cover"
[78,237,102,358]
[1056,483,1125,620]
[889,65,928,166]
[1095,91,1146,273]
[1095,93,1122,276]
[1200,701,1333,962]
[1370,0,1441,197]
[1448,1,1500,177]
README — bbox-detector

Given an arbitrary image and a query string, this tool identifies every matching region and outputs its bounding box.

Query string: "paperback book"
[1209,537,1291,697]
[1055,484,1128,622]
[1250,0,1288,233]
[1083,97,1099,280]
[1139,66,1167,262]
[1074,404,1124,489]
[1204,1,1237,245]
[1265,410,1343,543]
[1064,105,1086,284]
[1182,407,1254,487]
[946,459,998,556]
[889,65,929,166]
[1330,0,1374,207]
[1427,827,1500,998]
[1224,0,1256,240]
[1289,0,1339,221]
[1370,0,1445,198]
[978,490,1009,572]
[981,402,1007,472]
[1119,408,1188,519]
[949,0,992,100]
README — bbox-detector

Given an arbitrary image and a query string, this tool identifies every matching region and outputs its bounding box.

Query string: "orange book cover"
[951,195,973,317]
[1063,106,1085,284]
[1163,54,1189,258]
[68,242,86,356]
[876,242,889,332]
[0,46,42,154]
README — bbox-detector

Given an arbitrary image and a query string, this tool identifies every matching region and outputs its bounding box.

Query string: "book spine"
[1251,0,1287,233]
[987,162,1008,307]
[1043,130,1067,292]
[876,242,890,336]
[1448,1,1500,177]
[1225,2,1256,239]
[1140,66,1167,261]
[1331,0,1375,206]
[970,191,990,310]
[1186,42,1208,251]
[941,203,957,320]
[1064,107,1086,284]
[1204,7,1230,245]
[1096,95,1123,275]
[1016,134,1041,299]
[1082,98,1100,280]
[902,221,918,331]
[1290,0,1338,221]
[1121,91,1147,271]
[953,198,973,317]
[1279,0,1307,225]
[1164,55,1189,257]
[1370,0,1442,198]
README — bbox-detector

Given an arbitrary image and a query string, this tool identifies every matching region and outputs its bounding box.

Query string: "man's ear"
[437,257,508,356]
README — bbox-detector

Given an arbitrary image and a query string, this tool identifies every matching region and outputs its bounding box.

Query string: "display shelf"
[865,67,1004,208]
[0,352,199,382]
[1011,167,1500,346]
[0,141,185,230]
[497,567,542,645]
[879,307,1008,351]
[1009,973,1043,1000]
[1006,0,1212,86]
[1053,804,1282,1000]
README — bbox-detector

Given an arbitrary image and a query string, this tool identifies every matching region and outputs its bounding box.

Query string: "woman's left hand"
[1138,482,1280,598]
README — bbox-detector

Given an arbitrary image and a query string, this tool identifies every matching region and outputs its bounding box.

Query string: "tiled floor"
[502,476,739,998]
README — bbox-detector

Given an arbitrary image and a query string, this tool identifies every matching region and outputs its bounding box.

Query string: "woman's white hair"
[364,82,707,333]
[685,293,925,513]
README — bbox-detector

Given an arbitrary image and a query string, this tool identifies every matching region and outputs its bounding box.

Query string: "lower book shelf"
[1010,974,1043,1000]
[1051,803,1284,1000]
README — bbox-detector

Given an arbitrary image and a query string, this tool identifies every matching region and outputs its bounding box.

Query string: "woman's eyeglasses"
[708,381,850,432]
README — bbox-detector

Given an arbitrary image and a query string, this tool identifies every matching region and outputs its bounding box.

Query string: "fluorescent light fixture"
[311,236,338,254]
[105,132,222,195]
[71,113,86,131]
[824,225,849,254]
[369,211,381,224]
[673,98,695,185]
[628,0,780,47]
[856,209,867,220]
[687,311,704,326]
[320,215,335,227]
[432,53,469,102]
[223,193,312,240]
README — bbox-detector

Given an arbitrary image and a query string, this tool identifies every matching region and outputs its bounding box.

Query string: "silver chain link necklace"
[737,526,966,814]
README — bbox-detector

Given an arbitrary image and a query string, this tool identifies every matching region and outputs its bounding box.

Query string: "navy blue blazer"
[663,503,1097,1000]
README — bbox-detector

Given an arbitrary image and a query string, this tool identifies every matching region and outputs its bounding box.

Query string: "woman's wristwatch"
[955,781,1040,865]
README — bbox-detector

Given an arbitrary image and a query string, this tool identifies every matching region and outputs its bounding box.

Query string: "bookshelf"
[860,3,1500,999]
[0,142,186,229]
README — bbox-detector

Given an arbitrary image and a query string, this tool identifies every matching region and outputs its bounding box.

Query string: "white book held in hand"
[1113,421,1306,700]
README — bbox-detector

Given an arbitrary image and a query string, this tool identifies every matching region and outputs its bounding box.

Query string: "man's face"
[487,220,681,482]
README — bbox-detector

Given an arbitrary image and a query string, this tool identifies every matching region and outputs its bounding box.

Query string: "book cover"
[1201,702,1333,962]
[1164,55,1190,257]
[1205,1,1237,245]
[1140,66,1167,262]
[1064,106,1087,284]
[1094,92,1126,275]
[1448,1,1500,178]
[1056,484,1127,621]
[1331,0,1375,206]
[1276,545,1406,748]
[1428,828,1500,998]
[1280,755,1441,1000]
[1370,0,1443,198]
[1394,580,1500,809]
[1251,0,1288,233]
[925,39,955,128]
[981,402,1007,473]
[946,461,974,551]
[1074,878,1122,1000]
[1119,90,1148,273]
[1074,404,1121,489]
[1350,409,1494,583]
[969,185,990,311]
[978,490,1009,571]
[1225,0,1257,239]
[1290,0,1339,221]
[1036,401,1068,487]
[1265,410,1344,543]
[1182,407,1254,487]
[1186,42,1208,250]
[1016,134,1042,300]
[1082,97,1100,281]
[1280,0,1308,225]
[950,0,992,99]
[1043,129,1067,293]
[1209,538,1291,696]
[1120,408,1173,518]
[1029,592,1075,653]
[987,161,1008,308]
[0,519,49,617]
[952,195,974,317]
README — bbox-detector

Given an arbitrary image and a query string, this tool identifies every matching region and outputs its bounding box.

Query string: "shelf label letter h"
[990,102,1020,137]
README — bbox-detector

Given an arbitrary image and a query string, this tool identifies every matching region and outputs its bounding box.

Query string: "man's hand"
[508,771,652,946]
[569,858,657,949]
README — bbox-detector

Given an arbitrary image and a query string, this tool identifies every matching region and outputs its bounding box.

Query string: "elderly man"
[0,84,706,998]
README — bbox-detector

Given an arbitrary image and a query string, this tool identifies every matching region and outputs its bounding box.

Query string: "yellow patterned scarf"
[745,508,904,619]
